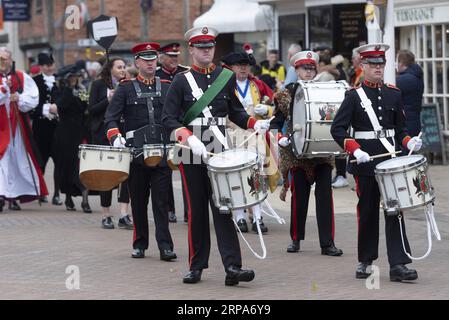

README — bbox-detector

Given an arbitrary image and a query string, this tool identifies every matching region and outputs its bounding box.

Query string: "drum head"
[291,83,307,156]
[208,149,258,169]
[376,155,424,171]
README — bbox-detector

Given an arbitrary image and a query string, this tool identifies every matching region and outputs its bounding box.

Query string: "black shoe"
[160,249,177,261]
[287,240,300,253]
[252,219,268,234]
[183,270,202,284]
[225,265,255,286]
[355,262,372,279]
[237,219,248,233]
[9,200,21,211]
[0,198,4,212]
[52,195,63,206]
[132,248,145,258]
[321,244,343,256]
[41,196,48,203]
[168,211,177,223]
[118,215,133,230]
[81,202,92,214]
[390,264,418,282]
[102,217,115,229]
[65,198,76,211]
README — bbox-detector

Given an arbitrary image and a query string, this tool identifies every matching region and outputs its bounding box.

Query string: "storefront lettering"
[396,7,434,23]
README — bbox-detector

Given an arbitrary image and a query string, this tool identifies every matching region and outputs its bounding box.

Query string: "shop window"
[426,26,432,58]
[279,14,305,64]
[426,62,433,94]
[435,25,443,58]
[436,61,443,94]
[35,0,43,15]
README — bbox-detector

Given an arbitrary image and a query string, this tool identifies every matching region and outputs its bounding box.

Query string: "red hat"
[159,42,181,56]
[356,43,389,63]
[290,50,319,68]
[131,42,160,60]
[184,26,218,48]
[29,65,41,76]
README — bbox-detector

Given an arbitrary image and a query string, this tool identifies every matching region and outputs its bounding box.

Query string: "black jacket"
[30,73,59,122]
[331,82,410,176]
[156,64,189,81]
[88,78,111,145]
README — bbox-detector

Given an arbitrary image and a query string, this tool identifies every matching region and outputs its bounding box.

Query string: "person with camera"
[0,47,48,212]
[105,42,177,262]
[53,63,92,213]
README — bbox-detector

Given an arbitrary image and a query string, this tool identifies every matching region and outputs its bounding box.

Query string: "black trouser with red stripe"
[167,171,189,219]
[179,163,242,271]
[290,164,335,248]
[354,175,412,266]
[128,162,173,251]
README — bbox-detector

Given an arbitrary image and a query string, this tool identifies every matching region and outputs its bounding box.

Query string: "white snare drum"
[207,149,268,213]
[143,144,164,167]
[79,144,131,191]
[375,155,435,214]
[291,80,348,158]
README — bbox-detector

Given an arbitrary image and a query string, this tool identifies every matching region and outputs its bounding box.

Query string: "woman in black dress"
[88,57,132,229]
[53,70,92,212]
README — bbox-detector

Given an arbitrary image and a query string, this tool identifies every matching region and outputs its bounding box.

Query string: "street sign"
[1,0,30,22]
[77,38,98,47]
[87,15,118,50]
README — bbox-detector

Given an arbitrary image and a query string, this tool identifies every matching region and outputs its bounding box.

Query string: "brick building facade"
[19,0,213,68]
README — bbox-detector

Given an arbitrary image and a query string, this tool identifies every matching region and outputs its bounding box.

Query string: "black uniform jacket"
[162,65,251,145]
[88,78,111,145]
[30,73,59,122]
[331,82,410,176]
[156,64,189,81]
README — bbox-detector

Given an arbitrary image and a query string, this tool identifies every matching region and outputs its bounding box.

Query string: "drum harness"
[126,77,163,159]
[184,71,285,259]
[357,88,441,260]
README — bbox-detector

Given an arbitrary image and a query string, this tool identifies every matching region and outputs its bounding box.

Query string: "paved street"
[0,161,448,300]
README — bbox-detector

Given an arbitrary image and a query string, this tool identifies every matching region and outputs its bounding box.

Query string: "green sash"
[182,68,233,126]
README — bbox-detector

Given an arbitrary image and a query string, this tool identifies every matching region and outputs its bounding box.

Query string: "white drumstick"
[237,116,275,148]
[175,143,226,158]
[349,150,402,163]
[408,132,423,156]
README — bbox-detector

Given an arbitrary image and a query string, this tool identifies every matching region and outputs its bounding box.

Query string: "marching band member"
[105,42,177,262]
[271,50,343,257]
[162,26,270,285]
[0,47,48,211]
[331,43,423,282]
[156,42,189,224]
[220,51,279,233]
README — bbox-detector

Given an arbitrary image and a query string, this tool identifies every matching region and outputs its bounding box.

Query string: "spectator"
[396,50,424,137]
[331,54,348,82]
[314,53,338,81]
[260,49,286,89]
[282,43,302,89]
[348,49,363,87]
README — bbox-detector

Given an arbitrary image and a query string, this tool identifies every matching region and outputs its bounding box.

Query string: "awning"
[193,0,273,33]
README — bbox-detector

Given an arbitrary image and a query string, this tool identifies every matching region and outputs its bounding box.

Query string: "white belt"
[354,129,395,139]
[188,117,226,126]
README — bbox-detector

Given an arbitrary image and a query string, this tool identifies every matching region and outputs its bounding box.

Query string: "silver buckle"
[376,130,386,139]
[208,117,217,126]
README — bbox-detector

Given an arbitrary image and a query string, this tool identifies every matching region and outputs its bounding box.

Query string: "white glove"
[113,134,126,148]
[187,135,208,158]
[353,148,371,164]
[407,136,422,152]
[253,119,270,133]
[278,137,290,147]
[254,104,269,116]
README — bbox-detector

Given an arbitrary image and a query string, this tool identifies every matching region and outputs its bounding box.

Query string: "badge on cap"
[202,27,208,35]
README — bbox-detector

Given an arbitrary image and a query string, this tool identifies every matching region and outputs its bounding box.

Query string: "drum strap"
[183,71,231,149]
[355,87,396,156]
[132,77,162,138]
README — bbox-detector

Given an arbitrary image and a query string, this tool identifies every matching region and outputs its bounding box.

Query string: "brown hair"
[397,50,415,67]
[98,57,126,88]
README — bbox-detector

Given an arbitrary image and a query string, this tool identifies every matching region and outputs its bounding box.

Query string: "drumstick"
[175,143,226,158]
[349,150,402,163]
[407,132,423,156]
[237,116,275,148]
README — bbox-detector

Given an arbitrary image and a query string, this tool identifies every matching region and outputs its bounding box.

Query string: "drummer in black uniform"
[105,42,177,262]
[156,42,189,224]
[162,26,271,286]
[331,43,423,282]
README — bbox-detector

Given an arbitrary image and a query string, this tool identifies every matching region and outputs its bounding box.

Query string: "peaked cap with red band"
[290,50,319,68]
[184,26,218,48]
[356,43,389,63]
[131,42,160,60]
[159,42,181,56]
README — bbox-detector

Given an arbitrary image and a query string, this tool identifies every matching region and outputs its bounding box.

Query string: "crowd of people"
[0,23,426,285]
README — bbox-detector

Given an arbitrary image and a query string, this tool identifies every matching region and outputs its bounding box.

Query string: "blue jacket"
[396,64,424,136]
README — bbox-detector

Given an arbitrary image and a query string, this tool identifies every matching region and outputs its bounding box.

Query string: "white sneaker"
[332,176,349,188]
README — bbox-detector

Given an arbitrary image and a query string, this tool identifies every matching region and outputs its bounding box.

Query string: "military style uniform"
[331,43,421,281]
[105,42,175,260]
[162,26,262,286]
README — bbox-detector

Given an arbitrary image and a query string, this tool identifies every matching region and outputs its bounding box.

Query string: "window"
[35,0,43,15]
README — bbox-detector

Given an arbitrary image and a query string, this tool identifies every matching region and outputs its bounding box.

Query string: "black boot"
[65,196,76,211]
[9,200,21,211]
[390,264,418,282]
[287,240,300,253]
[321,244,343,256]
[183,270,202,284]
[52,194,63,205]
[81,190,92,213]
[355,262,372,279]
[225,265,255,286]
[0,198,4,212]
